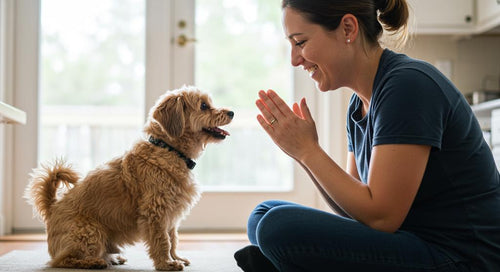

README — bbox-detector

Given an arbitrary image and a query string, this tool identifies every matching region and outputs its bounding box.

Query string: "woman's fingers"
[256,99,277,126]
[266,89,295,117]
[258,90,295,119]
[300,98,313,121]
[292,102,302,118]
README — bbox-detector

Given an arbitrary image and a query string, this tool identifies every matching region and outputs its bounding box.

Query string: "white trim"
[0,0,16,235]
[12,0,41,230]
[145,0,173,113]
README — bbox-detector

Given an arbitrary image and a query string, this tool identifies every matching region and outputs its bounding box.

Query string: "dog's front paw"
[155,260,184,271]
[173,255,190,266]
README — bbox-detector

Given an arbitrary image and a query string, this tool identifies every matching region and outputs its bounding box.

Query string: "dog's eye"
[200,102,210,111]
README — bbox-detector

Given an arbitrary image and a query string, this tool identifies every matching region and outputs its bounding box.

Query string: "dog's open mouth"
[203,127,230,139]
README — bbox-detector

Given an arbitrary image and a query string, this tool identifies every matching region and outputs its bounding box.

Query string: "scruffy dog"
[24,86,233,271]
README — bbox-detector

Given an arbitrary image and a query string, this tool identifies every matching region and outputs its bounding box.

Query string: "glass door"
[174,0,317,230]
[12,0,148,230]
[38,0,145,173]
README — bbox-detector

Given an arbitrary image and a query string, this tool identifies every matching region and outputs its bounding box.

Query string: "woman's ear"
[340,14,359,43]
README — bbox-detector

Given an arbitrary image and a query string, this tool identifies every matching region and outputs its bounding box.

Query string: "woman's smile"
[305,65,318,78]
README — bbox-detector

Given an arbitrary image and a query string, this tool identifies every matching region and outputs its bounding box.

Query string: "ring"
[270,118,277,125]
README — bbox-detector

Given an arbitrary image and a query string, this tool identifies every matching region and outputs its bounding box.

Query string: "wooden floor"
[0,233,249,257]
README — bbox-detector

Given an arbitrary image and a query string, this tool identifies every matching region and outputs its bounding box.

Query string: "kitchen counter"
[0,101,26,125]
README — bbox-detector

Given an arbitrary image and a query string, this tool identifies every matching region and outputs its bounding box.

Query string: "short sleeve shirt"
[347,49,500,271]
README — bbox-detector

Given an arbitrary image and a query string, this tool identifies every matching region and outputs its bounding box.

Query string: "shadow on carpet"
[0,248,241,272]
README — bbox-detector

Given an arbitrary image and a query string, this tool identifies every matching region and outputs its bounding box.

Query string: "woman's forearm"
[298,144,376,226]
[298,161,351,218]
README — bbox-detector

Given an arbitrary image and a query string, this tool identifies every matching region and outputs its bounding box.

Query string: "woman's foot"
[234,245,279,272]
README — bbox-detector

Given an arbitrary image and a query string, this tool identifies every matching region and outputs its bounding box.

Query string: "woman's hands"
[256,89,319,162]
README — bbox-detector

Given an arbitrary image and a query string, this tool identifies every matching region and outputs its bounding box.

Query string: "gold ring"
[270,118,277,125]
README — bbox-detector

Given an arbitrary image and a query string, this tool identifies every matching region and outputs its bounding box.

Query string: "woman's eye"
[295,40,306,47]
[200,102,209,110]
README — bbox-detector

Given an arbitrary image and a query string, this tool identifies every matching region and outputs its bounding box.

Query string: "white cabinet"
[491,109,500,171]
[408,0,475,34]
[407,0,500,34]
[476,0,500,32]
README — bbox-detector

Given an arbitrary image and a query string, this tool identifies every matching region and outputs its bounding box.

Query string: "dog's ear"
[153,96,185,138]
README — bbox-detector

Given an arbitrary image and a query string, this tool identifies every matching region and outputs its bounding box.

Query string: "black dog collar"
[148,136,196,170]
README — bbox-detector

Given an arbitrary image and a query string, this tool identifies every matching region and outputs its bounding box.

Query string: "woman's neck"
[350,46,384,117]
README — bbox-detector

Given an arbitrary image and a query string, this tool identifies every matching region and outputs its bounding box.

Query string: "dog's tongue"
[214,127,230,136]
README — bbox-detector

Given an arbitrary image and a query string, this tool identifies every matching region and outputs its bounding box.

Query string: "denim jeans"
[247,200,469,272]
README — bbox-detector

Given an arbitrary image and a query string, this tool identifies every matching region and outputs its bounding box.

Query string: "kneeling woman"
[235,0,500,271]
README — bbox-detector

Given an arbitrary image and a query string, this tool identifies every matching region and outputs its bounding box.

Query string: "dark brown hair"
[282,0,409,46]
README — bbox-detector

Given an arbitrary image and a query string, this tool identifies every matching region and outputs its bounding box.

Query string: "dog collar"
[148,136,196,170]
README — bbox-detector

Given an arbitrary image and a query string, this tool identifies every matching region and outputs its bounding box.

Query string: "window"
[39,0,145,172]
[193,0,293,191]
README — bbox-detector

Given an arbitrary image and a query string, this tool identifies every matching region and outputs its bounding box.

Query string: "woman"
[234,0,500,271]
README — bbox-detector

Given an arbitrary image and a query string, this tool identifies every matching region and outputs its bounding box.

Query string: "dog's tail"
[24,159,79,223]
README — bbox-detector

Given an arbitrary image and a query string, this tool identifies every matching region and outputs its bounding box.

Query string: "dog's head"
[146,86,233,146]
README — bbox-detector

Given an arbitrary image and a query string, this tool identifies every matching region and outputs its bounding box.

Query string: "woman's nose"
[290,47,303,67]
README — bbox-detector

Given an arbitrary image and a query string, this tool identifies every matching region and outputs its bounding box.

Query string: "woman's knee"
[247,200,297,245]
[255,205,301,248]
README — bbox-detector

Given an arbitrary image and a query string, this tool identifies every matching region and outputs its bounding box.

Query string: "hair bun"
[375,0,387,10]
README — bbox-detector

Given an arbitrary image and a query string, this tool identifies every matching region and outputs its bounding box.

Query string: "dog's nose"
[227,111,234,119]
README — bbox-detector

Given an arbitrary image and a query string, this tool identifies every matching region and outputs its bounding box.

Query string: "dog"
[24,86,234,271]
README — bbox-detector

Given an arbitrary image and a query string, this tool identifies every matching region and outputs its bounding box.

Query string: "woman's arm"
[346,152,361,181]
[256,89,430,232]
[301,143,430,232]
[298,160,351,218]
[300,152,360,218]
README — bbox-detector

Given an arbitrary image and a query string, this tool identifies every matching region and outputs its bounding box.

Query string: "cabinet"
[491,109,500,170]
[476,0,500,33]
[408,0,475,34]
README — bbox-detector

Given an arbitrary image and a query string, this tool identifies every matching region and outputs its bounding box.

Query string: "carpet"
[0,248,241,272]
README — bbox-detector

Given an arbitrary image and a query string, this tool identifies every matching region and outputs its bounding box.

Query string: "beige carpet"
[0,248,241,272]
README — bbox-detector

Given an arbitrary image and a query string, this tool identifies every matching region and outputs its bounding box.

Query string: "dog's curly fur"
[24,86,233,271]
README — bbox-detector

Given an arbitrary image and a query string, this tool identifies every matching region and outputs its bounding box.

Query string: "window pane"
[194,0,293,191]
[39,0,145,173]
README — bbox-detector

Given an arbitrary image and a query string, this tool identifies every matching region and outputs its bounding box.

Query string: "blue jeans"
[247,200,469,272]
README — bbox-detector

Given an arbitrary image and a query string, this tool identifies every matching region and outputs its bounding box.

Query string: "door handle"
[177,34,197,47]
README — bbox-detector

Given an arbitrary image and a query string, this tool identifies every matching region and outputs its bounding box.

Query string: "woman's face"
[282,7,348,92]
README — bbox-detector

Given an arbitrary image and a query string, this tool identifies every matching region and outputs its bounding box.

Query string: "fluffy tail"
[24,159,80,223]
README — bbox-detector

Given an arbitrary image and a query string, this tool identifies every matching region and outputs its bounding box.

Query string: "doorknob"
[177,34,197,47]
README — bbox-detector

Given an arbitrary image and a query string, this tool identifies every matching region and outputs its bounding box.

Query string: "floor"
[0,233,249,257]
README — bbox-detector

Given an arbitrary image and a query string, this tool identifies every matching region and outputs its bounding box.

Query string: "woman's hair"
[281,0,409,47]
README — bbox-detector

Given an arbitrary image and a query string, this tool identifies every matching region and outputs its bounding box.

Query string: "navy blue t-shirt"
[347,49,500,271]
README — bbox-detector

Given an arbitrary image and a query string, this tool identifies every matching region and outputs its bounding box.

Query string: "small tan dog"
[24,86,233,271]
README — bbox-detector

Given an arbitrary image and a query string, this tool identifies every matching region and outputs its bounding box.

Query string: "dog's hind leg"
[169,227,190,266]
[54,256,108,269]
[51,220,108,269]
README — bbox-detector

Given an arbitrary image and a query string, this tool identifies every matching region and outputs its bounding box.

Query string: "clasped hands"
[256,89,319,162]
